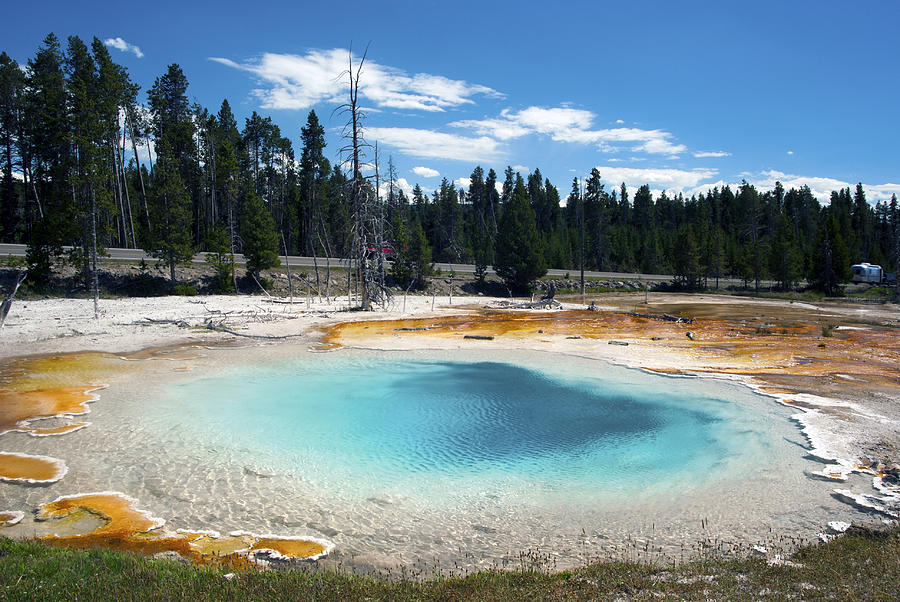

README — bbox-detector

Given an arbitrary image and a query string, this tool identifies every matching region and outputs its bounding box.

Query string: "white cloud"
[615,119,625,124]
[693,150,731,158]
[455,177,471,190]
[367,127,504,163]
[679,170,900,204]
[512,165,530,174]
[104,37,143,58]
[787,150,794,155]
[211,49,501,112]
[412,166,439,178]
[451,107,686,156]
[755,170,900,204]
[592,166,718,197]
[596,128,686,156]
[379,177,414,198]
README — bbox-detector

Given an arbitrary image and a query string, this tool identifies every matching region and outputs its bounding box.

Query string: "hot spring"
[3,346,857,569]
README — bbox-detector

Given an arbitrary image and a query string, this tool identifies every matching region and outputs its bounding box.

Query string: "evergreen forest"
[1,35,898,296]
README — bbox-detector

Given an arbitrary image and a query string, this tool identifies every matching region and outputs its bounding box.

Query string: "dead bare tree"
[335,44,392,310]
[374,142,385,291]
[336,44,370,309]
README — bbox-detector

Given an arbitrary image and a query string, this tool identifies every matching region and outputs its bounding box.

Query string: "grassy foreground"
[1,526,898,600]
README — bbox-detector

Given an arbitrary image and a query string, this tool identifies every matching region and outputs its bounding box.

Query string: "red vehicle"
[365,242,401,261]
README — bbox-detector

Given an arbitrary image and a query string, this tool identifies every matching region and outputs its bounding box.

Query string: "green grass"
[2,525,898,600]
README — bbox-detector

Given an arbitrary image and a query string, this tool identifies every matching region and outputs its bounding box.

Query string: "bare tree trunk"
[209,129,216,228]
[0,272,26,328]
[127,112,151,235]
[228,201,238,293]
[346,47,369,310]
[111,140,127,247]
[146,133,155,178]
[374,143,385,291]
[31,177,43,219]
[119,126,136,248]
[579,179,585,297]
[317,213,332,300]
[281,231,293,304]
[90,186,99,319]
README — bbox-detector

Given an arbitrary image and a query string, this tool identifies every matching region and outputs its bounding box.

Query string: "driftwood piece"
[484,299,562,310]
[463,334,494,340]
[136,317,191,328]
[251,274,272,298]
[628,311,693,324]
[0,272,27,329]
[204,322,303,340]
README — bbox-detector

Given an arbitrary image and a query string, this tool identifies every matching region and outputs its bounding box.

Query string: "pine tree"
[24,34,71,285]
[0,52,23,241]
[148,64,198,243]
[811,213,850,295]
[673,224,701,290]
[240,190,279,280]
[494,174,546,293]
[204,223,235,292]
[468,166,492,283]
[769,214,802,290]
[144,160,194,282]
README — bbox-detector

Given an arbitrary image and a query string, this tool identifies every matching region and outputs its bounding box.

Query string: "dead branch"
[204,321,304,340]
[628,311,693,324]
[0,272,27,329]
[484,299,562,310]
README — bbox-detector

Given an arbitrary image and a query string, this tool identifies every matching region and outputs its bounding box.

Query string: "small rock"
[827,521,851,533]
[152,551,189,564]
[223,572,236,581]
[686,331,695,340]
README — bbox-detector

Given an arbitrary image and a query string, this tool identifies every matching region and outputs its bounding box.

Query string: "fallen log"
[628,311,693,324]
[463,334,494,340]
[205,322,304,340]
[484,299,562,310]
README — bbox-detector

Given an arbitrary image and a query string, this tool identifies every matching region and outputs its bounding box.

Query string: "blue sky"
[6,0,899,203]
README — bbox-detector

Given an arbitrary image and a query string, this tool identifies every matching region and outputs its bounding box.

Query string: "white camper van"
[851,263,884,284]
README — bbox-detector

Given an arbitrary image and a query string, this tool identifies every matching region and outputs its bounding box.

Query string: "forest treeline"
[1,34,898,296]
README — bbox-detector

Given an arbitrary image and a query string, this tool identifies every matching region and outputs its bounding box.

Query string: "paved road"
[0,242,739,284]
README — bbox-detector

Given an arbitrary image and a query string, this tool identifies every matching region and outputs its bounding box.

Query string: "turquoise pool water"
[166,352,748,504]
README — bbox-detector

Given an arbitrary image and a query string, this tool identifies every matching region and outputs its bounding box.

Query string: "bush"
[173,284,197,296]
[1,255,26,269]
